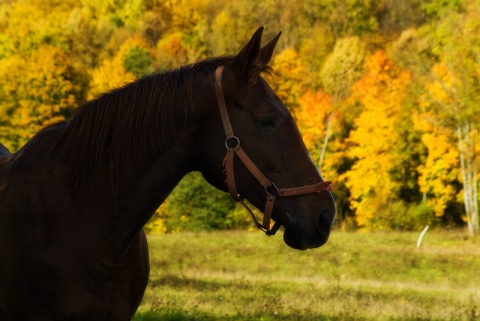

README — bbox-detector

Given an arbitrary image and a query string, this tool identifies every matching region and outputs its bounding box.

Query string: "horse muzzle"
[282,204,335,250]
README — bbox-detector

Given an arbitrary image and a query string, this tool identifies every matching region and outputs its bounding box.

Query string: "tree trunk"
[457,122,479,236]
[318,110,335,170]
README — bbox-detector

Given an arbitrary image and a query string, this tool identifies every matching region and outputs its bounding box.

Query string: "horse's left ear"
[230,27,264,80]
[258,31,282,66]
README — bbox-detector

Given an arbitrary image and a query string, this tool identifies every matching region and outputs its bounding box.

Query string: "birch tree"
[318,36,366,169]
[419,2,480,235]
[391,1,480,235]
[421,61,480,236]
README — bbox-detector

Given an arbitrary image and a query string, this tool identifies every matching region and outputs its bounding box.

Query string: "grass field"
[132,229,479,321]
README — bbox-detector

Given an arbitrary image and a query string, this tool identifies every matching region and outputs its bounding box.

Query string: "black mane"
[6,55,271,189]
[53,56,236,188]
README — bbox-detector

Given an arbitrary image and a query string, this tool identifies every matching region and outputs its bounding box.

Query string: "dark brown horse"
[0,28,335,320]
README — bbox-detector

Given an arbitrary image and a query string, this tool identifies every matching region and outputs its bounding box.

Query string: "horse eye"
[256,119,276,128]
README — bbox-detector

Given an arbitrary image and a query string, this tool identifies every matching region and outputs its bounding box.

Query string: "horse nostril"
[318,210,332,232]
[286,212,296,225]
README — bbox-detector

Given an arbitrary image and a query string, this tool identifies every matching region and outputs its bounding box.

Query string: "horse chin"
[283,225,330,251]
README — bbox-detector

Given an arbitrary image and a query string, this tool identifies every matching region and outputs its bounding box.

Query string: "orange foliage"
[156,32,192,69]
[297,90,334,154]
[270,48,309,115]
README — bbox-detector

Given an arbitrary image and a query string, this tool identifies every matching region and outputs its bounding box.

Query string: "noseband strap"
[214,66,333,235]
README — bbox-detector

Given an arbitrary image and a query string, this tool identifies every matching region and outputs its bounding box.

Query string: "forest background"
[1,0,479,235]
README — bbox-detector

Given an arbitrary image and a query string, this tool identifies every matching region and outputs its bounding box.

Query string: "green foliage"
[422,0,462,19]
[123,45,154,77]
[306,0,383,37]
[319,36,366,101]
[157,172,249,232]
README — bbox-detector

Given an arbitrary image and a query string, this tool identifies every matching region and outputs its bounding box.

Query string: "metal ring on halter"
[265,182,280,197]
[225,136,241,150]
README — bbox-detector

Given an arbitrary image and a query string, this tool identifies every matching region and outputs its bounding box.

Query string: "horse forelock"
[249,61,273,84]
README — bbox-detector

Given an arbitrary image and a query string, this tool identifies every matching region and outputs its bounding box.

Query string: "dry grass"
[133,229,480,321]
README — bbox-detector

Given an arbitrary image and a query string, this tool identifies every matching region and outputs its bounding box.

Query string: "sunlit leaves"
[0,46,80,150]
[414,119,459,217]
[123,44,154,77]
[296,90,334,160]
[320,36,366,101]
[156,31,206,69]
[269,48,309,116]
[343,51,412,228]
[88,38,154,98]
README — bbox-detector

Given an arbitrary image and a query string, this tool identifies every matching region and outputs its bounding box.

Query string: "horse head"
[196,28,336,250]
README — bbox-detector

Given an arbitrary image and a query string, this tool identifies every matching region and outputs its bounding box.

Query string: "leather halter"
[214,66,333,235]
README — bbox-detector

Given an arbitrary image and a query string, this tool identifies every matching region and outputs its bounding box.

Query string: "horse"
[0,27,336,320]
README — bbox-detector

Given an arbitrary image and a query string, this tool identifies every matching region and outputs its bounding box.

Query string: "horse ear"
[230,27,264,79]
[258,31,282,66]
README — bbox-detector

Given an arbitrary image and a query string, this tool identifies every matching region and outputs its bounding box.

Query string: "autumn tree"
[296,90,333,163]
[269,48,309,117]
[343,51,415,229]
[413,103,460,221]
[156,31,206,69]
[418,59,480,234]
[0,46,82,151]
[88,38,155,98]
[398,0,480,235]
[317,36,366,168]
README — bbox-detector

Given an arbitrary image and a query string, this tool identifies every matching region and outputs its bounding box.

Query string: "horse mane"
[29,55,270,190]
[51,56,252,189]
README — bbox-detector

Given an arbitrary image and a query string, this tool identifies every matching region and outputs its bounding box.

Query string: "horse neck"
[107,139,195,250]
[71,72,216,251]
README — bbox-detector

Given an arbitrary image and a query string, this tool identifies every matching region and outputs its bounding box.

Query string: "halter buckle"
[265,182,280,198]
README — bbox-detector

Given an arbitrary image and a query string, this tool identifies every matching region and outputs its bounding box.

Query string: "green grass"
[132,230,480,321]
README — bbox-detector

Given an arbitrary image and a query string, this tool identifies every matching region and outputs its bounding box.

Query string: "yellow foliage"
[414,61,479,218]
[144,207,167,234]
[416,132,458,216]
[424,63,457,107]
[343,51,412,228]
[0,45,79,150]
[169,0,208,31]
[270,48,309,116]
[88,38,151,98]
